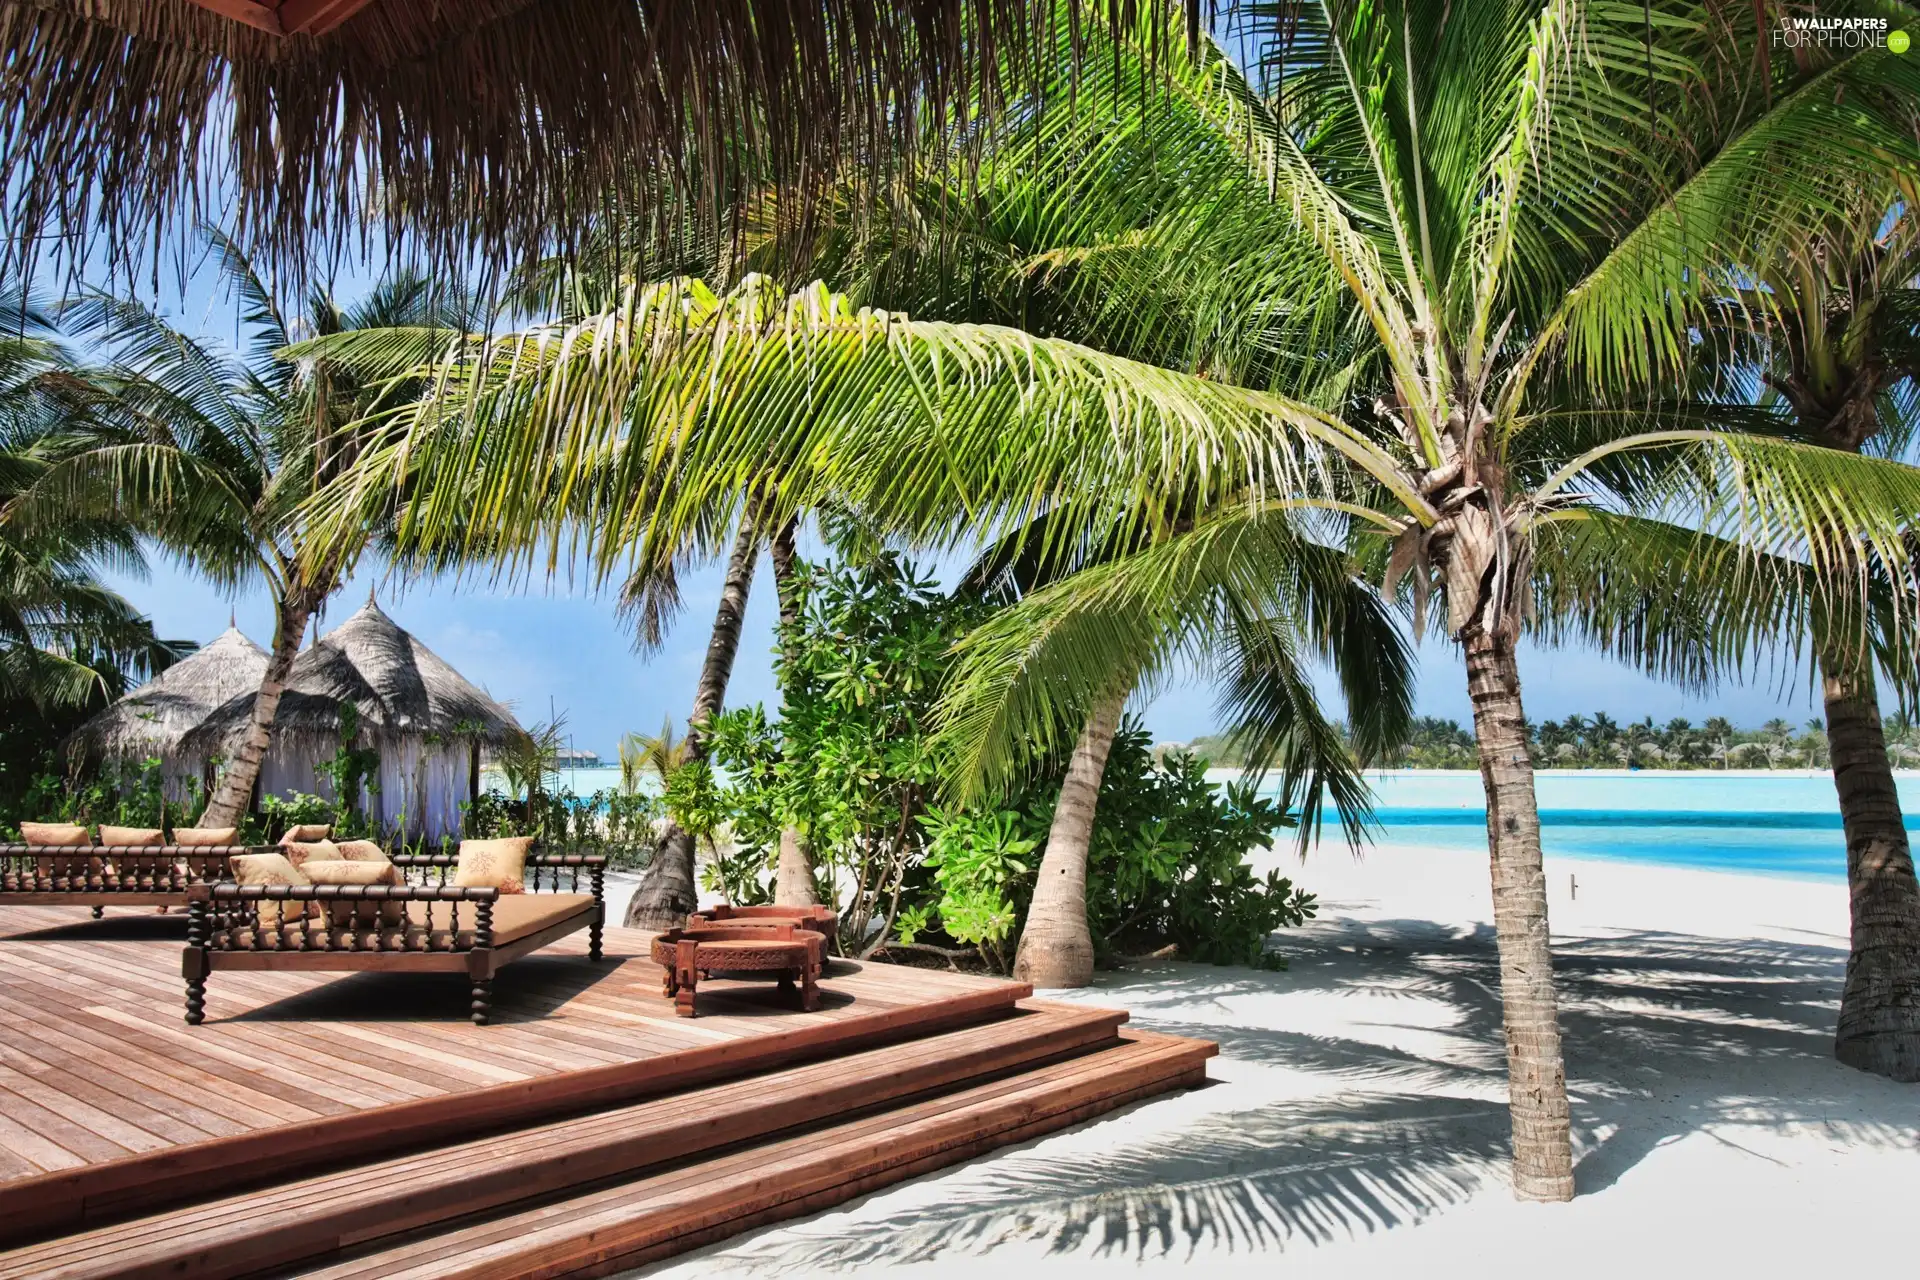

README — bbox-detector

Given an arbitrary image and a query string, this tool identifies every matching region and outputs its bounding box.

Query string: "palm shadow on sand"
[635,915,1915,1275]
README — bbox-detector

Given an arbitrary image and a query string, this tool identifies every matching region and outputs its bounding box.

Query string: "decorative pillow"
[278,824,333,845]
[454,837,532,894]
[333,840,391,864]
[283,840,341,871]
[173,826,238,847]
[21,822,89,846]
[303,858,405,926]
[230,852,321,930]
[99,825,164,847]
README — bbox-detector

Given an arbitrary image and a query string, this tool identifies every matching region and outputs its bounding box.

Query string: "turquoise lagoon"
[1253,770,1920,882]
[532,764,1916,883]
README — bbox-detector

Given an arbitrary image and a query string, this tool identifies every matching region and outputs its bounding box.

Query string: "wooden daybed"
[0,843,256,917]
[184,852,606,1026]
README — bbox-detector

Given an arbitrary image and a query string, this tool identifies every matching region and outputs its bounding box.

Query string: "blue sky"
[106,546,1819,760]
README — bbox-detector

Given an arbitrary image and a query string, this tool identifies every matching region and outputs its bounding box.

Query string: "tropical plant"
[618,718,691,795]
[10,230,480,830]
[494,714,568,822]
[303,0,1920,1199]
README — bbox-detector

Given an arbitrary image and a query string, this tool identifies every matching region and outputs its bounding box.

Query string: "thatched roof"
[69,626,270,760]
[177,596,521,756]
[0,0,1193,280]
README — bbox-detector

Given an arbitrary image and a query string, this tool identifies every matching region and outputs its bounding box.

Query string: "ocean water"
[531,764,1911,883]
[1253,770,1920,882]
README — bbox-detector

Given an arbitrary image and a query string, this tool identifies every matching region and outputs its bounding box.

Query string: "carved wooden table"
[650,923,827,1017]
[686,903,839,936]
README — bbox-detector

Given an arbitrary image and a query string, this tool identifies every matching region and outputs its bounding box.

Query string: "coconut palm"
[0,285,184,714]
[1722,185,1920,1079]
[305,2,1920,1198]
[14,232,478,827]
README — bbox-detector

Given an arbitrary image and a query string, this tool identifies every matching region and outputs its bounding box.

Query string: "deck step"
[295,1029,1211,1280]
[0,1003,1198,1280]
[0,978,1029,1242]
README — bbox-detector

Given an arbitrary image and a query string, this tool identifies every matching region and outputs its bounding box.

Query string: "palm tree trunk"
[1463,624,1575,1202]
[1013,682,1129,988]
[625,512,760,930]
[199,591,315,828]
[767,516,819,907]
[1823,649,1920,1080]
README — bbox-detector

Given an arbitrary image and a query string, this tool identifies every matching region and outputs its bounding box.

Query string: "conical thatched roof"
[177,597,521,756]
[69,626,270,760]
[0,0,1184,280]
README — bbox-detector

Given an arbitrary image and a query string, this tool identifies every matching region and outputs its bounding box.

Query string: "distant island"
[1175,712,1920,771]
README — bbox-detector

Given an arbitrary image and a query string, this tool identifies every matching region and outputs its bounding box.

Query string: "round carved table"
[649,923,827,1017]
[687,903,838,936]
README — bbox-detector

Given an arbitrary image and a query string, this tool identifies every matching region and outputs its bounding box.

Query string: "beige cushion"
[278,824,333,845]
[99,825,164,847]
[231,852,321,930]
[173,826,238,847]
[455,837,532,894]
[22,822,89,846]
[304,859,404,926]
[283,840,341,871]
[333,840,390,864]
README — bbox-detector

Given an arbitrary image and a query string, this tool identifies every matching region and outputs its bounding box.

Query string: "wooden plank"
[0,983,1027,1240]
[0,1006,1134,1278]
[298,1032,1213,1280]
[279,0,380,36]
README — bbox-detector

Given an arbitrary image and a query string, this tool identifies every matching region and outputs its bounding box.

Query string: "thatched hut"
[67,626,270,799]
[177,597,521,839]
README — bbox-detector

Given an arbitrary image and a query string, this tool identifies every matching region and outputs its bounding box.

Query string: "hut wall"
[259,745,331,808]
[254,736,471,843]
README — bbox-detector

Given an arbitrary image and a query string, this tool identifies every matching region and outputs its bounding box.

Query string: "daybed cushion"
[283,840,341,870]
[278,824,332,845]
[174,826,238,847]
[231,852,322,929]
[333,840,390,864]
[303,859,404,925]
[21,822,88,845]
[99,825,164,846]
[401,893,594,946]
[455,837,532,894]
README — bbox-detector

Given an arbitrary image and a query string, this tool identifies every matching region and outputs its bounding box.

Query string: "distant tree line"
[1186,712,1920,772]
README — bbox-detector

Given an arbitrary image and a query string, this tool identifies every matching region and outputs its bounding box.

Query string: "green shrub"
[701,551,1316,970]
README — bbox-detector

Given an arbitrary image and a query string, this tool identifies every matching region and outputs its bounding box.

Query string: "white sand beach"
[631,839,1918,1279]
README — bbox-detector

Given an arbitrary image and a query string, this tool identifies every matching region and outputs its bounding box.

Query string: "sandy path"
[635,841,1917,1278]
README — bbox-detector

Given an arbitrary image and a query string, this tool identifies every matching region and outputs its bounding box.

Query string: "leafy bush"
[463,786,660,870]
[700,552,1315,970]
[1,756,207,840]
[701,555,977,954]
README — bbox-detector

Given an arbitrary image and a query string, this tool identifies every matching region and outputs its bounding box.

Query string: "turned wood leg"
[471,979,493,1026]
[589,913,604,961]
[90,905,104,919]
[674,939,700,1018]
[184,976,205,1025]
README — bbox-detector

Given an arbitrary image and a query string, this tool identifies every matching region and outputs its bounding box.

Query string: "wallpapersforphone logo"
[1771,13,1906,50]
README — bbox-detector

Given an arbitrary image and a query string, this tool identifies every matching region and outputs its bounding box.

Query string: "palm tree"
[17,232,477,828]
[0,284,184,716]
[310,3,1920,1198]
[1720,185,1920,1077]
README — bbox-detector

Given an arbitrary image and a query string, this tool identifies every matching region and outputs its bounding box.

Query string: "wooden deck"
[0,902,1214,1277]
